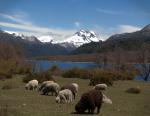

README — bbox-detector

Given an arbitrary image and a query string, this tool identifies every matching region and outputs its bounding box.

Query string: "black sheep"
[75,89,103,114]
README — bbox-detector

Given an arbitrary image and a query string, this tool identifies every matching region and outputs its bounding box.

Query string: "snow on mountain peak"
[63,29,100,47]
[38,36,53,43]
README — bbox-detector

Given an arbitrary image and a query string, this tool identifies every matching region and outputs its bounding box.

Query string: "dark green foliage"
[62,68,137,86]
[22,70,55,83]
[126,87,141,94]
[62,68,92,79]
[89,69,114,86]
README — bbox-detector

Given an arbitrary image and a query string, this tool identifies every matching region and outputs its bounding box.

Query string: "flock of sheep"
[25,79,112,114]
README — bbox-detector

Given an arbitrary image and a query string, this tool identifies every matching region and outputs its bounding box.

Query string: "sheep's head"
[75,101,86,114]
[55,96,60,103]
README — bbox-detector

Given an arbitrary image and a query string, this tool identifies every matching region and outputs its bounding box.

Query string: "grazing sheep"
[102,93,112,104]
[61,83,79,99]
[75,89,103,114]
[38,81,54,91]
[25,79,38,90]
[93,83,107,91]
[41,82,60,96]
[56,89,73,104]
[71,83,79,92]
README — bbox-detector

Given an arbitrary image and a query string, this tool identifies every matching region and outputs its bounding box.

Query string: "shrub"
[89,73,113,86]
[22,70,55,83]
[62,68,92,79]
[48,65,61,76]
[0,74,12,80]
[126,87,141,94]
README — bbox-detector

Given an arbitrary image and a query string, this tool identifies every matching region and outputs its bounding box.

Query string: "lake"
[28,60,150,81]
[28,60,99,71]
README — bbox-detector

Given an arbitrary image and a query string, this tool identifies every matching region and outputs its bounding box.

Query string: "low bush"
[48,65,62,76]
[89,69,113,86]
[126,87,141,94]
[22,70,55,83]
[62,67,92,79]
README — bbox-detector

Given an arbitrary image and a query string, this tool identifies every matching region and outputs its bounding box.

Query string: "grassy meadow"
[0,75,150,116]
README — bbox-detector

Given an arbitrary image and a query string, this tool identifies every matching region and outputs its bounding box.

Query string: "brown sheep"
[75,89,103,114]
[61,84,77,99]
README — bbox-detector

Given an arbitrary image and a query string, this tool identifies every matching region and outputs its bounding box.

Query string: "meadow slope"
[0,75,150,116]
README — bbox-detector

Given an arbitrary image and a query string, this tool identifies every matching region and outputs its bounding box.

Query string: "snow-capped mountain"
[61,30,100,47]
[5,29,100,47]
[38,36,53,43]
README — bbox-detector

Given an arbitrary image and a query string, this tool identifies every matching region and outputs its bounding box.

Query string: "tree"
[138,43,150,81]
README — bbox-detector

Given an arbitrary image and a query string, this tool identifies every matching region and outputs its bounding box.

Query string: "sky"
[0,0,150,41]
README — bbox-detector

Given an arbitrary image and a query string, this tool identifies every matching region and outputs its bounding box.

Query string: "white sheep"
[71,83,79,93]
[41,82,60,96]
[56,89,73,104]
[93,83,107,90]
[25,79,38,90]
[102,93,112,104]
[38,80,54,91]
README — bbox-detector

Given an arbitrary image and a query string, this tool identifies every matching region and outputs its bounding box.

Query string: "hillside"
[0,30,69,57]
[72,24,150,54]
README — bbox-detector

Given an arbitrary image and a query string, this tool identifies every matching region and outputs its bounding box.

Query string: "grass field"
[0,75,150,116]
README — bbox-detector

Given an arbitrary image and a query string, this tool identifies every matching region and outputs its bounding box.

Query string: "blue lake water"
[28,60,99,71]
[28,60,150,81]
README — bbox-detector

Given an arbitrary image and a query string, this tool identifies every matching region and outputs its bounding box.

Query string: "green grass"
[0,75,150,116]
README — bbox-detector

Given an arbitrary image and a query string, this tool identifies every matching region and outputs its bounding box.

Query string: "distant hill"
[0,30,69,57]
[72,24,150,54]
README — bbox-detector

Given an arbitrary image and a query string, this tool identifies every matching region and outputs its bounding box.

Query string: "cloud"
[74,22,80,28]
[0,12,142,42]
[0,12,31,25]
[118,25,141,33]
[96,8,126,15]
[0,12,76,41]
[92,24,141,41]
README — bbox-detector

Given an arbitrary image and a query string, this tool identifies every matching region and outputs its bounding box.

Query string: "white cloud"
[118,25,141,33]
[0,12,31,25]
[0,12,142,42]
[92,24,141,41]
[74,22,80,28]
[0,12,77,41]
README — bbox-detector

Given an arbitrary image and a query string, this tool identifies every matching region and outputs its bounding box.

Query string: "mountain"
[61,30,100,47]
[72,24,150,54]
[0,30,69,57]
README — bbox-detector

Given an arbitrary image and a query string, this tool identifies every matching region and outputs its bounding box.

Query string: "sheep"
[93,83,107,91]
[61,83,79,99]
[75,89,103,114]
[38,81,54,91]
[41,82,60,96]
[25,79,38,90]
[55,89,73,104]
[71,83,79,93]
[102,93,112,104]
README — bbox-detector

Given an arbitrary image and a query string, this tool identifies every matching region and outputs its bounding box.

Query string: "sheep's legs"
[97,104,102,114]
